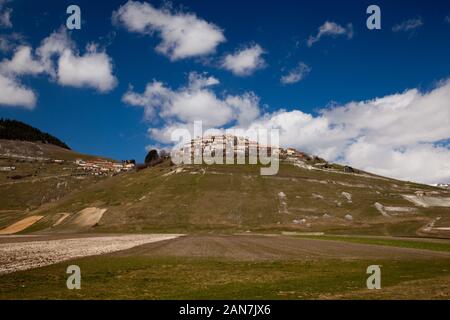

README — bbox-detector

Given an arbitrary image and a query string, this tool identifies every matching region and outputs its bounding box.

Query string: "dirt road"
[0,234,182,274]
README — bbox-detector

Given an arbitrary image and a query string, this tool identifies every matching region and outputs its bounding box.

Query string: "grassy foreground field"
[295,235,450,253]
[1,235,449,300]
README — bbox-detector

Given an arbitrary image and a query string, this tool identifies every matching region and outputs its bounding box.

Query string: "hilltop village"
[173,134,325,164]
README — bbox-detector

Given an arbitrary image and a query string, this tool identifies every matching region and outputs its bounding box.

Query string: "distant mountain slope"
[0,119,70,150]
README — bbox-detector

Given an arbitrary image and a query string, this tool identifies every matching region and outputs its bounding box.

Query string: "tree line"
[0,119,70,150]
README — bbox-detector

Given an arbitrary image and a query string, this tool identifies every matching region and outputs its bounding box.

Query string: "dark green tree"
[145,149,159,164]
[0,118,70,149]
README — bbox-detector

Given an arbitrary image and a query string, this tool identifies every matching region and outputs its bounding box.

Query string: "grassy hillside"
[19,159,450,237]
[0,140,111,212]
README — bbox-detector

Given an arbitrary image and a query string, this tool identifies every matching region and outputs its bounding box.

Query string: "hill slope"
[0,139,111,215]
[0,125,449,238]
[16,159,450,237]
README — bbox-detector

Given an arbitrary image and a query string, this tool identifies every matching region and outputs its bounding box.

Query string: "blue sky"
[0,0,450,183]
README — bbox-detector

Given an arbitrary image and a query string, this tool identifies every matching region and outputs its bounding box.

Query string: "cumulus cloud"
[307,21,353,47]
[148,122,193,145]
[123,72,261,140]
[280,62,311,85]
[0,28,117,105]
[225,92,261,127]
[392,18,423,32]
[57,44,117,92]
[221,44,266,76]
[35,27,75,78]
[0,0,12,28]
[0,45,47,76]
[122,73,231,126]
[247,80,450,184]
[247,109,346,160]
[112,0,225,60]
[0,73,36,109]
[344,141,450,184]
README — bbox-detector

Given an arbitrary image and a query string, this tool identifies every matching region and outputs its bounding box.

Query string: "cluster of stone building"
[172,134,312,162]
[75,159,135,176]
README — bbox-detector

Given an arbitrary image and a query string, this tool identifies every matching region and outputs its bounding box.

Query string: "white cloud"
[57,44,117,92]
[321,83,450,147]
[123,72,261,138]
[445,16,450,24]
[167,89,232,127]
[36,28,75,78]
[0,0,12,28]
[246,80,450,184]
[221,44,266,76]
[225,92,260,127]
[187,71,219,89]
[0,73,36,109]
[344,141,450,184]
[247,109,345,160]
[148,122,192,145]
[392,18,423,32]
[0,29,117,98]
[38,30,117,91]
[307,21,353,47]
[123,72,233,127]
[112,0,225,60]
[0,45,47,76]
[280,62,311,84]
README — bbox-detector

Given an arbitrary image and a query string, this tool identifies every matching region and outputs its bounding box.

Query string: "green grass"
[28,161,447,236]
[1,255,449,299]
[294,235,450,253]
[2,156,449,236]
